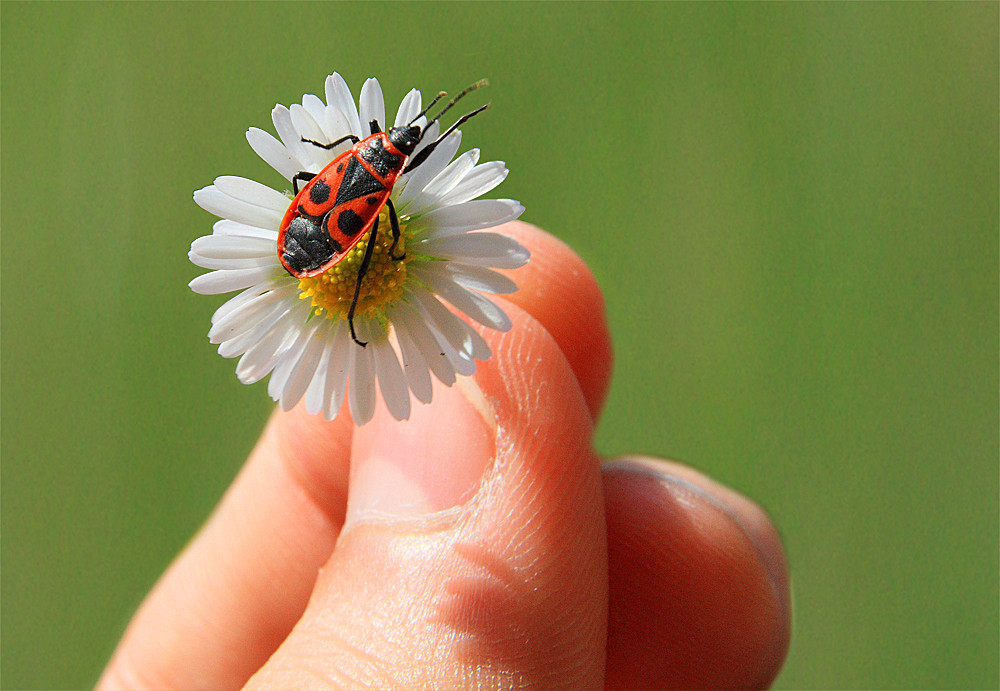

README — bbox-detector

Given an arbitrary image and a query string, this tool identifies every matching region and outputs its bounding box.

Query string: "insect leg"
[348,217,379,347]
[292,171,316,194]
[369,119,382,135]
[301,133,360,150]
[386,199,405,261]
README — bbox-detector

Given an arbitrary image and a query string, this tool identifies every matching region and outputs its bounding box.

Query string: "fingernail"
[605,457,791,617]
[656,466,793,678]
[345,377,496,525]
[662,474,790,614]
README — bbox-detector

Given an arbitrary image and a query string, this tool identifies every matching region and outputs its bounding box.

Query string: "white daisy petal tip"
[189,71,528,424]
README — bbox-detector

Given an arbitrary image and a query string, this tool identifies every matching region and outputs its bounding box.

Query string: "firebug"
[277,81,488,346]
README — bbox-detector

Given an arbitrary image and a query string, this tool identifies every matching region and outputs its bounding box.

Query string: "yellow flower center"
[297,207,408,320]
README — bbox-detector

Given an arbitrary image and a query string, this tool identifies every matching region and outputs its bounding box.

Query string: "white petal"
[410,264,512,331]
[217,304,292,358]
[268,319,315,402]
[290,103,331,158]
[235,302,309,384]
[395,128,457,209]
[406,149,479,216]
[210,277,288,325]
[407,289,476,361]
[319,106,356,158]
[269,317,325,410]
[325,72,362,138]
[213,176,292,214]
[408,199,523,237]
[189,266,282,294]
[303,327,330,414]
[189,238,276,271]
[347,320,376,424]
[442,286,512,332]
[427,320,478,377]
[371,331,411,421]
[194,185,283,229]
[285,320,331,410]
[189,247,273,266]
[443,262,519,294]
[301,94,329,137]
[303,321,334,416]
[191,234,274,259]
[390,322,433,404]
[389,302,456,387]
[426,149,480,196]
[408,288,492,365]
[358,78,385,134]
[209,284,298,343]
[414,231,530,268]
[466,325,492,362]
[433,161,509,207]
[189,253,276,271]
[247,127,303,181]
[321,321,352,419]
[272,105,321,172]
[394,89,422,128]
[212,220,279,241]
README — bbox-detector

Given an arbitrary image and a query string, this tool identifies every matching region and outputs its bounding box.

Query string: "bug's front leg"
[301,133,360,150]
[292,171,316,194]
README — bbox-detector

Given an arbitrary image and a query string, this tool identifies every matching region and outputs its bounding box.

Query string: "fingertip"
[495,221,614,420]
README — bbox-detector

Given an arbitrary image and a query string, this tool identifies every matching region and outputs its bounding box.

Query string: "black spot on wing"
[334,156,386,206]
[337,209,365,236]
[309,179,331,204]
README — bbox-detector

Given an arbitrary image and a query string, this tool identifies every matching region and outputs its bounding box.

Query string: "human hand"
[98,222,790,690]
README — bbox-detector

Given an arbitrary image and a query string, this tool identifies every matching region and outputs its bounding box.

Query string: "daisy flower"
[189,72,527,424]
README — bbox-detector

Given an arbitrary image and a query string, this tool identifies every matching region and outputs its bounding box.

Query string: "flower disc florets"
[189,71,528,424]
[298,208,408,321]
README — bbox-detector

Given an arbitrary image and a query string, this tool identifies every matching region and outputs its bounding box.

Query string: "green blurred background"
[2,2,996,688]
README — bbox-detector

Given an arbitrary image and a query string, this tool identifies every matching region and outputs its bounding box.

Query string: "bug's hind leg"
[348,217,379,347]
[386,199,405,261]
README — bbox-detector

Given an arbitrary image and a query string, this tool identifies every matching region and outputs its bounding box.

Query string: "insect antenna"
[407,91,448,127]
[435,103,489,143]
[424,79,488,129]
[403,80,490,174]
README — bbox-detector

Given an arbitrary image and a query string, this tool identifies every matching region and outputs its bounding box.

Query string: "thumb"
[247,304,607,689]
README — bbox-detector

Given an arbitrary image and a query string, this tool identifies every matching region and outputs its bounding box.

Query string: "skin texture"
[98,221,791,690]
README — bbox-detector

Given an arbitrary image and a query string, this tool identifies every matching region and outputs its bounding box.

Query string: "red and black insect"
[278,81,488,346]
